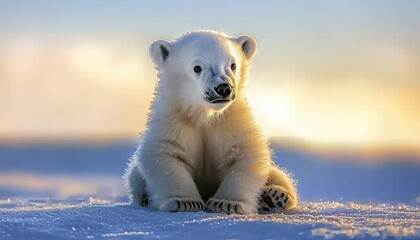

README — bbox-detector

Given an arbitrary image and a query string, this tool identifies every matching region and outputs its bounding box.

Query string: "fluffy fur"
[124,30,298,214]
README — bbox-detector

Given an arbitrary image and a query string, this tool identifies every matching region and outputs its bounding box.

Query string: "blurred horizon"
[1,1,419,156]
[1,136,418,164]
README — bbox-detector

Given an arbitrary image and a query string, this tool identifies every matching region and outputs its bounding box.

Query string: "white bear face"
[149,31,257,113]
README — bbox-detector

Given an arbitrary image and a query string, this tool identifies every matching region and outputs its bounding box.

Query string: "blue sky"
[1,1,419,36]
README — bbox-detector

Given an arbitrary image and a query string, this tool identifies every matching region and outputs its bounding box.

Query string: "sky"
[0,0,419,149]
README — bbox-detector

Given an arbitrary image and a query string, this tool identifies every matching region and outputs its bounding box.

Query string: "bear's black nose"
[215,84,232,98]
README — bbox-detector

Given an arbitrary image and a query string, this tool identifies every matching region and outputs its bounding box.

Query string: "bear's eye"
[231,63,236,71]
[193,66,202,73]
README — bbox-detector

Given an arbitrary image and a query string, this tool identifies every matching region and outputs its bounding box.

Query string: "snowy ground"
[0,142,419,239]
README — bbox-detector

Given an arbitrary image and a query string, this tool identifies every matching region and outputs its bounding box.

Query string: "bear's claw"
[206,198,247,214]
[159,198,205,212]
[141,193,149,207]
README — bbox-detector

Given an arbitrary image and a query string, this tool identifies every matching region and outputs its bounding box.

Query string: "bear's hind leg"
[258,166,298,213]
[123,157,149,206]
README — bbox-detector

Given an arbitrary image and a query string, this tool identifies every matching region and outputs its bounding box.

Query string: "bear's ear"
[149,40,171,66]
[235,35,257,60]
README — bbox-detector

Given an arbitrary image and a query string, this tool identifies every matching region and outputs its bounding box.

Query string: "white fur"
[123,30,298,214]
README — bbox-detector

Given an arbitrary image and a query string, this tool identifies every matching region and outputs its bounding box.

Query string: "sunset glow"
[249,82,419,148]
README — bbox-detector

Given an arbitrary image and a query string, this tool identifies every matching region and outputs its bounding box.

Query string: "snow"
[0,143,419,239]
[1,198,418,239]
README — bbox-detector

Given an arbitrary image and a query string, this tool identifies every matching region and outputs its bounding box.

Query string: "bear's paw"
[206,198,252,214]
[159,198,205,212]
[258,185,294,213]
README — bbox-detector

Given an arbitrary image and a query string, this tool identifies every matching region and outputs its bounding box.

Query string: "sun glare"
[249,81,420,149]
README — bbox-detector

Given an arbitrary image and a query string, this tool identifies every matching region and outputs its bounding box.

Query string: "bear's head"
[149,31,257,113]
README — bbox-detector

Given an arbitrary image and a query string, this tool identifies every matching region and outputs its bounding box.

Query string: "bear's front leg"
[206,160,269,214]
[140,155,205,212]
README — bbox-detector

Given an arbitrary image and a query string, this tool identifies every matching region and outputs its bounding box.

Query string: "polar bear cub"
[124,30,298,214]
